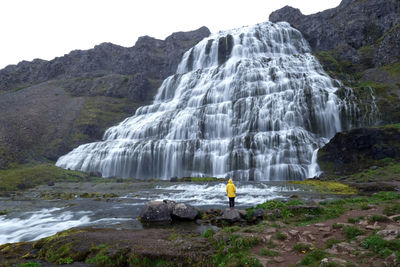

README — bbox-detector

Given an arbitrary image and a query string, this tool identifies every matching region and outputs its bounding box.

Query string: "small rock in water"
[369,166,378,170]
[170,176,178,182]
[139,201,172,223]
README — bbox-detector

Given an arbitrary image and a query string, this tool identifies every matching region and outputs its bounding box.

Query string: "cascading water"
[56,21,352,181]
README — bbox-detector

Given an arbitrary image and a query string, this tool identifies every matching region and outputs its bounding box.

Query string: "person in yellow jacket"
[226,179,236,208]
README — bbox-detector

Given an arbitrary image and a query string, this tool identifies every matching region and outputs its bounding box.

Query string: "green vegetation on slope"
[0,163,90,191]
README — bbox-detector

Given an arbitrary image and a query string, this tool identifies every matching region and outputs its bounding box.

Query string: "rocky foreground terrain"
[2,189,400,267]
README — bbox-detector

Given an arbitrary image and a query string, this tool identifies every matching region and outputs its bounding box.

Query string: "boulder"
[377,225,400,240]
[253,208,265,218]
[172,203,198,220]
[139,201,172,223]
[170,176,178,182]
[163,200,177,214]
[222,208,241,222]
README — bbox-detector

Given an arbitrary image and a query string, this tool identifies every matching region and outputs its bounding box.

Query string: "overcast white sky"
[0,0,342,69]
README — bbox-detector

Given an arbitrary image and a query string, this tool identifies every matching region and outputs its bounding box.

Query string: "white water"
[57,21,352,180]
[0,182,297,244]
[127,182,297,206]
[0,208,91,244]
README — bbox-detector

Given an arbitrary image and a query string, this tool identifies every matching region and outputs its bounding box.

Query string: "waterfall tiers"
[56,21,352,181]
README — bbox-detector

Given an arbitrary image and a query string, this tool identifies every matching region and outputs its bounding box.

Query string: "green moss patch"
[290,180,357,195]
[0,163,90,191]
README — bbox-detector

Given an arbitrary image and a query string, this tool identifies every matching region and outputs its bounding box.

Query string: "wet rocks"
[252,208,266,219]
[139,200,199,223]
[172,203,198,220]
[139,201,172,223]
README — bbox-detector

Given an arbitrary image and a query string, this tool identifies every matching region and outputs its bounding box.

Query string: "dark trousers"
[229,197,235,208]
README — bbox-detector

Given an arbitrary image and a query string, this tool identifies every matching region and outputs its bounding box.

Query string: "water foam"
[0,208,91,244]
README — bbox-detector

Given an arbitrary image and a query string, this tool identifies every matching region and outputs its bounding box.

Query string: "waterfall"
[56,21,351,181]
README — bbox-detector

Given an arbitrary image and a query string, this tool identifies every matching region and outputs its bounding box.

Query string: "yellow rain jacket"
[226,179,236,198]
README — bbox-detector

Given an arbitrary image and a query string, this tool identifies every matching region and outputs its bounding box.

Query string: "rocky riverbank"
[3,190,400,267]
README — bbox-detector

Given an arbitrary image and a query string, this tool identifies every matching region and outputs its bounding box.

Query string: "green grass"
[368,214,390,223]
[383,203,400,216]
[293,242,314,253]
[290,180,357,195]
[188,177,223,182]
[362,234,400,258]
[202,228,215,238]
[260,248,279,256]
[223,226,241,233]
[0,163,91,191]
[275,232,287,241]
[342,226,365,240]
[325,238,342,249]
[300,249,329,266]
[211,234,262,267]
[17,263,41,267]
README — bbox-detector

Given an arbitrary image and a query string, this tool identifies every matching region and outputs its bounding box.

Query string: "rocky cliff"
[269,0,400,66]
[270,0,400,125]
[0,27,210,168]
[318,124,400,175]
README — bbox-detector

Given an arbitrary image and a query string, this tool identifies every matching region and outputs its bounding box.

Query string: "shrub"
[361,235,400,258]
[342,226,365,240]
[383,203,400,216]
[202,228,215,238]
[275,232,287,240]
[293,242,313,253]
[300,249,328,265]
[368,214,390,223]
[325,238,341,248]
[223,226,241,233]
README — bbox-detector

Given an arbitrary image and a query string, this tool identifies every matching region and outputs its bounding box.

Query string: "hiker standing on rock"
[226,179,236,208]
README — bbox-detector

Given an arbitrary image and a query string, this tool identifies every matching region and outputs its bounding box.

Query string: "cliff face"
[0,27,210,168]
[269,0,400,65]
[0,26,210,97]
[318,125,400,175]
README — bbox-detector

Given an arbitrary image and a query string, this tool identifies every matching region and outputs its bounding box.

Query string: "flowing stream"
[0,181,306,244]
[56,21,354,181]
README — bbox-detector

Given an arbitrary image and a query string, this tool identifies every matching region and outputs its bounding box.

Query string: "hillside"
[0,27,210,169]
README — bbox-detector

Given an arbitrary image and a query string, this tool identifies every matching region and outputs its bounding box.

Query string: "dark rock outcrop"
[269,0,400,55]
[139,200,199,223]
[172,203,198,220]
[139,201,172,223]
[318,125,400,174]
[0,27,210,93]
[222,208,241,222]
[0,27,210,168]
